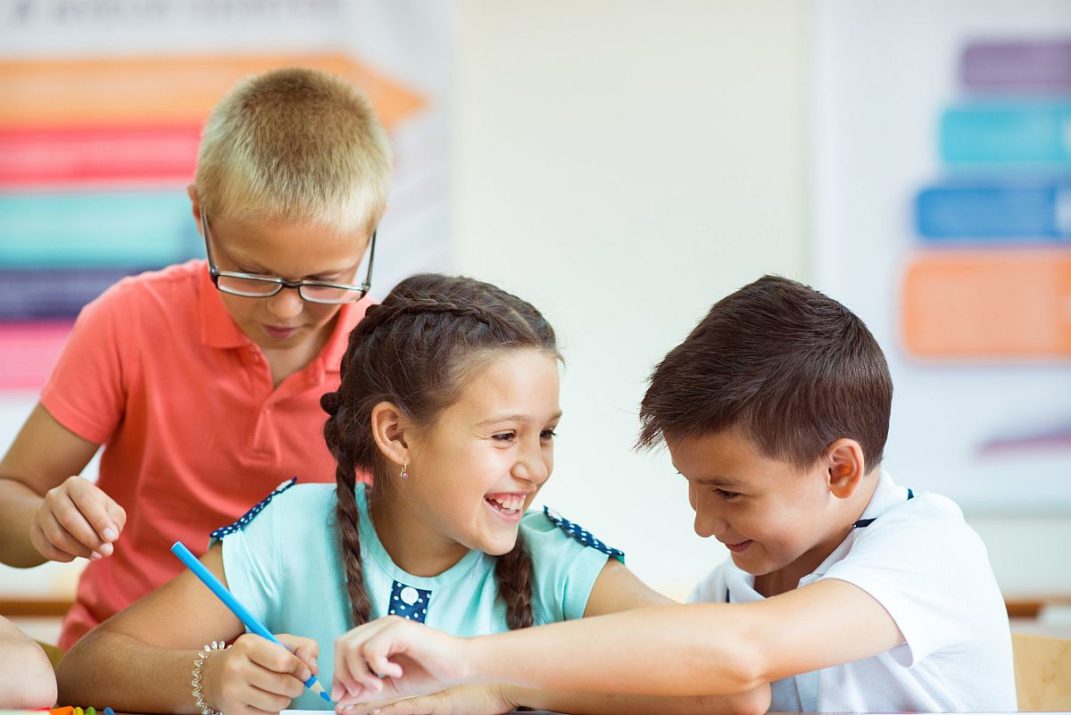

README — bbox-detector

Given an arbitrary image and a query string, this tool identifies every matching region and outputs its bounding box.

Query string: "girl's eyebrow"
[478,411,563,427]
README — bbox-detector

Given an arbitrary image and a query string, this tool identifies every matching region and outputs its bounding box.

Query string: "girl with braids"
[58,274,769,715]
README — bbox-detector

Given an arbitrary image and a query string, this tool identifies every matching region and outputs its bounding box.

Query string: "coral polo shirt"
[39,260,370,649]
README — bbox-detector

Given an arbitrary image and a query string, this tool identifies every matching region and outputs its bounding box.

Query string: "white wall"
[453,0,809,598]
[452,0,1071,602]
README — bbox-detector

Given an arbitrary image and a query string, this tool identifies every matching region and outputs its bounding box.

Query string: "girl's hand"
[343,684,516,715]
[332,616,470,707]
[30,475,126,562]
[203,633,320,715]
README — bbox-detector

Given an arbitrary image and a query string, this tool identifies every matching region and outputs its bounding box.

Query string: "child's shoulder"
[211,479,336,542]
[870,489,973,541]
[80,259,205,326]
[520,506,625,563]
[842,487,991,579]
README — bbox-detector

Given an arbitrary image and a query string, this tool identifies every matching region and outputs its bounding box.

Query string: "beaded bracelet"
[192,640,227,715]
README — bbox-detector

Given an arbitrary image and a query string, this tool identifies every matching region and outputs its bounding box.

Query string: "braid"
[494,534,534,629]
[327,411,372,627]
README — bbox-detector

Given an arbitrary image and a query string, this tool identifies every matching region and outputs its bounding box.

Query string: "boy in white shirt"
[318,275,1017,714]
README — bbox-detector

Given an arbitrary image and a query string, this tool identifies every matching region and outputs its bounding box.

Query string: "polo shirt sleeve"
[819,495,998,667]
[39,279,134,445]
[215,485,290,631]
[521,510,617,624]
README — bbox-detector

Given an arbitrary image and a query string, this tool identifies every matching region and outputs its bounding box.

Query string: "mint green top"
[217,482,614,710]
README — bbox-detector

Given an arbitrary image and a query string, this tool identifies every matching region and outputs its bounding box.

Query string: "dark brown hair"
[637,275,892,469]
[322,273,558,630]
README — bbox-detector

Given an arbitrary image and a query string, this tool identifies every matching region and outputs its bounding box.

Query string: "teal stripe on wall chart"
[0,191,201,268]
[940,101,1071,165]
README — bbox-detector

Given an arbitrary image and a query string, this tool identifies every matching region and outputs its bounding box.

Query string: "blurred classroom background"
[1,0,1069,644]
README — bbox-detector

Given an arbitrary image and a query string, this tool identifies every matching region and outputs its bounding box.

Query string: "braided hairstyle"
[321,273,558,630]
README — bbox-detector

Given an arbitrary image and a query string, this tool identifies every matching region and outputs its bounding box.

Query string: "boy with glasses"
[0,67,392,650]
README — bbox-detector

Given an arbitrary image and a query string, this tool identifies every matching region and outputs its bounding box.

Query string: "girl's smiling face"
[390,349,561,569]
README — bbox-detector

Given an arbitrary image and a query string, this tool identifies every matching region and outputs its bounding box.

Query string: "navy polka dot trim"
[210,478,298,539]
[542,507,624,563]
[387,580,432,623]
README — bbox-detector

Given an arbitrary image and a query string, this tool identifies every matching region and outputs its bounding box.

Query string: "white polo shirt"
[689,471,1017,712]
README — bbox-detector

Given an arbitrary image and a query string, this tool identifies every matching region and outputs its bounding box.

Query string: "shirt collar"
[801,470,910,583]
[854,469,910,524]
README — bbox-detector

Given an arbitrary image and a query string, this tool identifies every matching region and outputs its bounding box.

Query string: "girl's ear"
[370,401,412,468]
[826,438,866,500]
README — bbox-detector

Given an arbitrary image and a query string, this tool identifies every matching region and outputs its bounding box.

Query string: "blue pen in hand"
[171,541,332,703]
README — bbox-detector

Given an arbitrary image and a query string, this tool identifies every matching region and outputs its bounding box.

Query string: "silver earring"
[400,463,409,479]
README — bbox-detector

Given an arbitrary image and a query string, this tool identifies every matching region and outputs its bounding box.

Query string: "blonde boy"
[0,68,392,649]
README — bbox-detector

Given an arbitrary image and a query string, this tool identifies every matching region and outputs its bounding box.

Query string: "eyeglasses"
[200,208,376,305]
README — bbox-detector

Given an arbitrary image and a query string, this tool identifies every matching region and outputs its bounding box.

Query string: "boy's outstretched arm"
[334,578,902,701]
[340,559,771,715]
[0,615,57,708]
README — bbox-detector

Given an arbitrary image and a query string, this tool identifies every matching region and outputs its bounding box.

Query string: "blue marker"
[171,541,332,703]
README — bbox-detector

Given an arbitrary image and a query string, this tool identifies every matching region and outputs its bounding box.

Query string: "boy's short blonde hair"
[195,67,392,232]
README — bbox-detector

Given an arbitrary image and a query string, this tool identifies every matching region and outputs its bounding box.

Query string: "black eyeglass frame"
[199,207,376,305]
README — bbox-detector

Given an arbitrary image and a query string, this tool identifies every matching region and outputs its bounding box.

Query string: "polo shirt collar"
[854,470,910,524]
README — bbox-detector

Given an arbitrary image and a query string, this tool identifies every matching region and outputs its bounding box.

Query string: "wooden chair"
[1013,631,1071,710]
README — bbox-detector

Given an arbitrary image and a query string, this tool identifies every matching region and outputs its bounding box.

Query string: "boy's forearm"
[58,628,203,713]
[0,478,47,567]
[467,604,765,696]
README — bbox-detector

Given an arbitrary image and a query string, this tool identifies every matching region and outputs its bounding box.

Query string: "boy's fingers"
[335,646,382,700]
[35,512,95,560]
[368,650,403,680]
[29,525,77,562]
[105,499,127,534]
[67,479,122,543]
[46,489,105,551]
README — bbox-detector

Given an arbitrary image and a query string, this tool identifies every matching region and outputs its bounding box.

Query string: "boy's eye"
[714,488,741,501]
[492,432,516,443]
[540,429,558,441]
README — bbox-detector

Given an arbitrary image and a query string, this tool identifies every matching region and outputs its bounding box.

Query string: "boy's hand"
[342,684,515,715]
[30,475,126,562]
[332,616,470,707]
[204,633,319,715]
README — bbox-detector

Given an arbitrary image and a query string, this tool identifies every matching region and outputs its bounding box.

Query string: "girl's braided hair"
[322,273,558,630]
